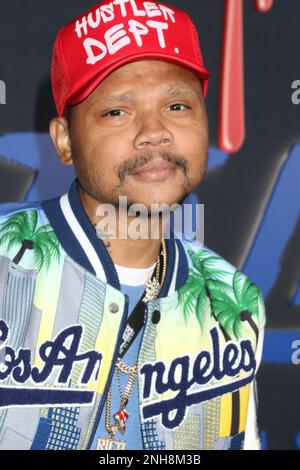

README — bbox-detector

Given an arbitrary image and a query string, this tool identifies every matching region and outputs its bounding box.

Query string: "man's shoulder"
[177,235,266,330]
[0,201,44,219]
[0,201,49,239]
[178,235,239,276]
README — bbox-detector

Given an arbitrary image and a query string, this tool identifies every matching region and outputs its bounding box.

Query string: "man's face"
[56,60,209,210]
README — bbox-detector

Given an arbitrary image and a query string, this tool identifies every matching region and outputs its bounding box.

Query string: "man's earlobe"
[49,117,73,166]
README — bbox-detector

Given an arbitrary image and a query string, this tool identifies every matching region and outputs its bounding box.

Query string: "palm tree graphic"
[178,249,263,340]
[0,209,60,272]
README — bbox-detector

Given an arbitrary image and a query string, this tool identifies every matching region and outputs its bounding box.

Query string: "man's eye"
[103,109,126,117]
[168,103,190,111]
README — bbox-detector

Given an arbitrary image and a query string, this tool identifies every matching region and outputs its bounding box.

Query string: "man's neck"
[100,237,164,268]
[79,186,167,269]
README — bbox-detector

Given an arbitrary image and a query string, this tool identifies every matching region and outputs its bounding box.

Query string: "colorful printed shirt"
[91,267,153,450]
[0,179,265,450]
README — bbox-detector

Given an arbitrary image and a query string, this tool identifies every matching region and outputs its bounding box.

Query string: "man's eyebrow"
[162,84,200,98]
[92,91,137,105]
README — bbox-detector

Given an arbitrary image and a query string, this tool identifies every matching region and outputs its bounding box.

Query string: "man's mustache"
[117,152,189,185]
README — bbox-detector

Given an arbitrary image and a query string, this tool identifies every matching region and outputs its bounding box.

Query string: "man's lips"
[132,162,177,182]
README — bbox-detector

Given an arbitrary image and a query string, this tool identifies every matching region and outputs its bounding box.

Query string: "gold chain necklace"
[97,239,167,450]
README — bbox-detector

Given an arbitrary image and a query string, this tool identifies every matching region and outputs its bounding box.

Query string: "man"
[0,0,265,450]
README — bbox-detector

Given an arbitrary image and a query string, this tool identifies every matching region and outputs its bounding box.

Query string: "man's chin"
[117,195,190,218]
[136,193,187,206]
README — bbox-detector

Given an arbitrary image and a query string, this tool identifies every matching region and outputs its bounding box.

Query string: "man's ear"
[50,117,73,166]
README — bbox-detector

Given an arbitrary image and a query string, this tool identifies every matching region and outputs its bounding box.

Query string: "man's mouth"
[132,162,177,182]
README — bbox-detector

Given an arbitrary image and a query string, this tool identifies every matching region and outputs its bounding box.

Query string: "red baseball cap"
[51,0,211,117]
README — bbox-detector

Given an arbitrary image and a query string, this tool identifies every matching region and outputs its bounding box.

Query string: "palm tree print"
[178,249,230,329]
[178,248,264,340]
[0,209,60,273]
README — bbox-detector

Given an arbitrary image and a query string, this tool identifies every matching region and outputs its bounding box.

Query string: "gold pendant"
[96,436,126,450]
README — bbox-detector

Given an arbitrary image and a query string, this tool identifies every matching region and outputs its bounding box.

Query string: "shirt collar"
[42,178,189,296]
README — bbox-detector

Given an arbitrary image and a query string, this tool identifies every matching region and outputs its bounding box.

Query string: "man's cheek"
[190,157,207,181]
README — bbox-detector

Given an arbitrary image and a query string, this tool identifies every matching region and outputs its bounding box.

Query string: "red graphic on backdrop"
[218,0,274,153]
[254,0,274,13]
[219,0,245,154]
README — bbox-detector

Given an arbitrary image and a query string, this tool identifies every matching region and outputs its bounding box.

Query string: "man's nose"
[134,115,174,149]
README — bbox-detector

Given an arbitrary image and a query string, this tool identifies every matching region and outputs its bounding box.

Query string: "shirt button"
[152,310,161,324]
[109,303,119,314]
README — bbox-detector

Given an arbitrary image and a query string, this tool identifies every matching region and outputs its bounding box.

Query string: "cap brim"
[64,52,210,115]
